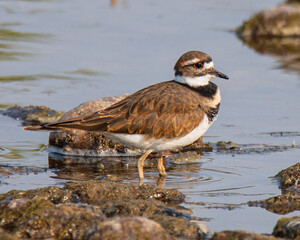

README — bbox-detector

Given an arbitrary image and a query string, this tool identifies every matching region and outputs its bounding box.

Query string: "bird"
[24,51,229,185]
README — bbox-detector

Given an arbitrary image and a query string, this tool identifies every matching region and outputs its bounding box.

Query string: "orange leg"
[138,149,153,186]
[157,155,167,177]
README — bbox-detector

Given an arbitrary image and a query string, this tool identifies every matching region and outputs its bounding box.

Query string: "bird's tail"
[23,123,65,131]
[24,125,47,131]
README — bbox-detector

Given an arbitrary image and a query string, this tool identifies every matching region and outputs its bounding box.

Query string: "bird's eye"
[193,62,203,69]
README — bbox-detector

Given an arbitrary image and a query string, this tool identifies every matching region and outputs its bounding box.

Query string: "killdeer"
[25,51,228,184]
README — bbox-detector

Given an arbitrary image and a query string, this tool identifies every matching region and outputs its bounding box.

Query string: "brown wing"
[32,81,205,139]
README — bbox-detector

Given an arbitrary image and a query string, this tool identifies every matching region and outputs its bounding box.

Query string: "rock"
[64,180,185,204]
[89,217,171,240]
[211,230,281,240]
[0,185,80,204]
[273,216,300,239]
[0,105,63,125]
[276,162,300,191]
[17,204,106,239]
[0,180,207,239]
[235,3,300,77]
[248,163,300,214]
[0,198,55,231]
[248,192,300,214]
[236,4,300,38]
[216,141,239,151]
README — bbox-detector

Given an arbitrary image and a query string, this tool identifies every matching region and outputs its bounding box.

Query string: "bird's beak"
[211,69,229,80]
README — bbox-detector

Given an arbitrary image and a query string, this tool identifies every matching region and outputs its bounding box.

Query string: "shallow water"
[0,0,299,235]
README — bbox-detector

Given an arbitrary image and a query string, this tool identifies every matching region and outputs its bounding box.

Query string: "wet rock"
[0,185,80,204]
[64,180,185,204]
[273,216,300,239]
[0,166,45,179]
[0,198,55,231]
[216,141,239,151]
[248,192,300,214]
[276,162,300,191]
[236,4,300,38]
[211,141,294,155]
[17,204,106,239]
[0,180,206,239]
[248,162,300,214]
[0,105,63,125]
[211,230,280,240]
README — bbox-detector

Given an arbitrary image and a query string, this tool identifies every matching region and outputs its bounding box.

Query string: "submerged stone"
[0,105,63,125]
[248,192,300,214]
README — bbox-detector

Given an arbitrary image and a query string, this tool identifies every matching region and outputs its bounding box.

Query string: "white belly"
[103,114,212,152]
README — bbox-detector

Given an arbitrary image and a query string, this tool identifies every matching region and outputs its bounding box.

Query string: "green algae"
[0,105,64,125]
[0,28,52,42]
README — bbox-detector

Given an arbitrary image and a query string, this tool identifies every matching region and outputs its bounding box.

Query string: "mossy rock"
[0,105,63,125]
[273,216,300,239]
[248,192,300,214]
[211,230,280,240]
[276,162,300,190]
[236,4,300,38]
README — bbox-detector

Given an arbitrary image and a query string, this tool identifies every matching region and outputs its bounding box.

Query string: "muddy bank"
[0,179,209,239]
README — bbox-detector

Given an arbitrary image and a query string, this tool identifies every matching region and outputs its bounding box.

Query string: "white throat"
[174,74,213,87]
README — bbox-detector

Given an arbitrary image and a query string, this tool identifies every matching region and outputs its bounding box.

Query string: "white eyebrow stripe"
[183,58,200,66]
[203,61,214,70]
